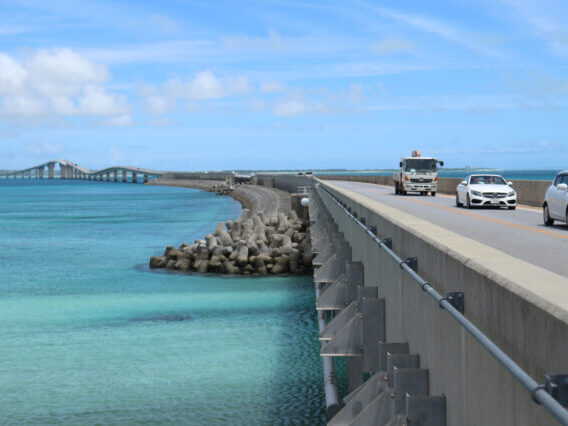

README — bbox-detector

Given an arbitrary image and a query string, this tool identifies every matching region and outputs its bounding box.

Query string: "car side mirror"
[558,183,568,191]
[461,180,467,185]
[508,181,513,186]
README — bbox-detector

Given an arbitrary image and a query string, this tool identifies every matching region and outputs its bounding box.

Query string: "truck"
[393,150,444,196]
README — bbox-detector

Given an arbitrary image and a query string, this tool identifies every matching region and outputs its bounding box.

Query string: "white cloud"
[103,114,133,127]
[26,48,109,96]
[250,99,267,111]
[372,37,415,55]
[537,140,551,149]
[187,70,224,100]
[372,6,501,56]
[222,29,286,51]
[148,14,181,35]
[2,95,45,116]
[494,0,568,56]
[26,141,64,155]
[82,40,213,65]
[142,70,252,114]
[226,75,251,94]
[162,72,223,101]
[0,49,127,126]
[261,81,287,93]
[79,85,129,115]
[148,117,176,126]
[145,95,175,114]
[50,96,77,115]
[273,100,307,116]
[0,53,26,95]
[266,83,376,117]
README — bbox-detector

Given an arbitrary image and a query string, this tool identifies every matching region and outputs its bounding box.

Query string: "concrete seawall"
[253,173,313,193]
[316,179,568,425]
[318,174,552,207]
[161,171,230,181]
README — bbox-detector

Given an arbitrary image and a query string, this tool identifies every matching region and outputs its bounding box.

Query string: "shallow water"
[0,180,325,425]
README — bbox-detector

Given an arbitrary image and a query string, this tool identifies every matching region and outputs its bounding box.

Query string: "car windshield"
[405,159,437,172]
[469,175,506,185]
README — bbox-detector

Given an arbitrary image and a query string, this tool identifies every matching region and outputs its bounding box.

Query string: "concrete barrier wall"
[318,175,552,207]
[316,179,568,426]
[162,172,230,181]
[254,173,312,193]
[318,174,392,185]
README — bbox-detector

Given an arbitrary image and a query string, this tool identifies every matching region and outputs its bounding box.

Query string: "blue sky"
[1,0,568,171]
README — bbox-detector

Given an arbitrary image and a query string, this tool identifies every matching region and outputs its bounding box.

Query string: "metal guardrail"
[318,184,568,425]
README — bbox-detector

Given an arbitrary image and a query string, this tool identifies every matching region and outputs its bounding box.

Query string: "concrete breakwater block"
[149,210,314,276]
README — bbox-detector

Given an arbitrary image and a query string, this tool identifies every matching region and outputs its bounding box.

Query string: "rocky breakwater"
[206,182,236,196]
[150,209,313,275]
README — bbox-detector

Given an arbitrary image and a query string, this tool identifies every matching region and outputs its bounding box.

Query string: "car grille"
[482,192,507,198]
[410,178,433,183]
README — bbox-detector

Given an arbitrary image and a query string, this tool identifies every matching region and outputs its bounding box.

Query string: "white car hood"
[469,184,511,193]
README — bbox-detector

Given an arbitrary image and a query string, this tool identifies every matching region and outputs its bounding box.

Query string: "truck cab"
[393,151,444,196]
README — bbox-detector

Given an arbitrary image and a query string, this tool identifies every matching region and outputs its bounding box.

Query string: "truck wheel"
[394,183,400,195]
[455,193,462,207]
[543,204,554,226]
[431,192,436,196]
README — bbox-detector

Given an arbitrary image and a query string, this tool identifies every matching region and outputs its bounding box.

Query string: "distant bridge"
[0,160,163,183]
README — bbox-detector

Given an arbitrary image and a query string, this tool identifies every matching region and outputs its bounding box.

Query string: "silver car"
[543,171,568,226]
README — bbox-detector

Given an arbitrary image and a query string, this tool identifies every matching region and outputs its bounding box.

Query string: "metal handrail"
[318,184,568,425]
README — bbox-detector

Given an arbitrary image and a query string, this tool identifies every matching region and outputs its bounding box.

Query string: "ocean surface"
[0,180,325,425]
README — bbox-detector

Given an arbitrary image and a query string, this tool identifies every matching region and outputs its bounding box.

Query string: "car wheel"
[566,208,568,229]
[456,193,462,207]
[508,206,516,210]
[431,192,436,196]
[466,194,472,209]
[543,204,554,226]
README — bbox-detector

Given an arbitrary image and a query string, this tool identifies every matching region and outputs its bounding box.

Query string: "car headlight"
[471,190,482,196]
[508,191,515,197]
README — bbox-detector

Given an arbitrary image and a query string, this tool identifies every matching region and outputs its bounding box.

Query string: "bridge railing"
[318,183,568,424]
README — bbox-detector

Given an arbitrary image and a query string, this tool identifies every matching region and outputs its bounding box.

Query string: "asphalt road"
[330,181,568,278]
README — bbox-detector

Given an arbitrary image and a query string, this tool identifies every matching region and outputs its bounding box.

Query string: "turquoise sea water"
[0,180,325,425]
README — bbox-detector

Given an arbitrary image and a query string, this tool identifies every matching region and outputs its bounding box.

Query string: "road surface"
[329,181,568,278]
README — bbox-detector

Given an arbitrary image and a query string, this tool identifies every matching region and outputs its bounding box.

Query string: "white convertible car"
[456,174,517,210]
